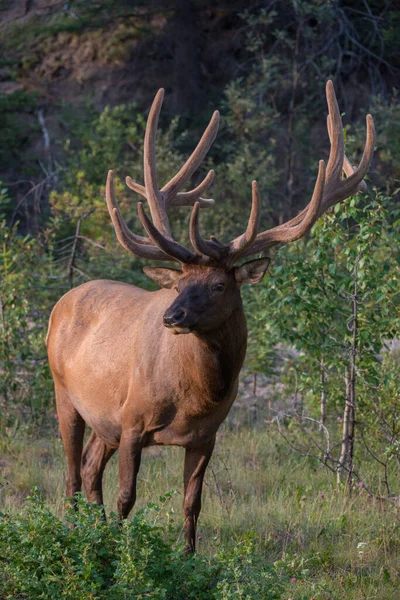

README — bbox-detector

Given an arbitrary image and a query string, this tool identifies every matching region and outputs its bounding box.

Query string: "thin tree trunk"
[292,367,301,416]
[67,208,95,289]
[0,283,9,406]
[320,358,327,432]
[337,255,359,490]
[67,219,82,290]
[346,256,359,491]
[337,366,351,485]
[0,284,6,342]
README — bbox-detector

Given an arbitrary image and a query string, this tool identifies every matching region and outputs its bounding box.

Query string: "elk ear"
[234,257,270,285]
[143,266,182,289]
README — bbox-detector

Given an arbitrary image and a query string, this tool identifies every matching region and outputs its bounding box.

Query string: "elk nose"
[163,309,185,327]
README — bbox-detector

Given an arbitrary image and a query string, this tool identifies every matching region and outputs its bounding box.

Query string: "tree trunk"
[292,367,302,416]
[346,260,358,491]
[337,366,351,485]
[337,255,359,490]
[319,358,326,432]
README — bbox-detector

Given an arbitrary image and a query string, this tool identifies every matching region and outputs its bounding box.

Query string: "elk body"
[47,82,375,553]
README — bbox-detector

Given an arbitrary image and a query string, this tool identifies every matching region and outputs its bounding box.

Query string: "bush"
[0,209,56,430]
[0,490,283,600]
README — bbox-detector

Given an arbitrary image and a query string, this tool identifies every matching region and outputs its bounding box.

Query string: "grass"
[1,424,399,599]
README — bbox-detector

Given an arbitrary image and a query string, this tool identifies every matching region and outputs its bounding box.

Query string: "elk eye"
[212,283,225,293]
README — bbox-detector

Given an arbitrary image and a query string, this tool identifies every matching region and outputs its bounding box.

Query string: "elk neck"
[175,302,248,403]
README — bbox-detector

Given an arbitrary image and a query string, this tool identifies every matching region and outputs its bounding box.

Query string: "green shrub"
[0,490,283,600]
[0,211,57,430]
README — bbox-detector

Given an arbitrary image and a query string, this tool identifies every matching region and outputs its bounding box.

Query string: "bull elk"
[47,81,375,553]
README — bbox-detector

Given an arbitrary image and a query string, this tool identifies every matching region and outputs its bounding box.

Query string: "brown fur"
[47,263,265,552]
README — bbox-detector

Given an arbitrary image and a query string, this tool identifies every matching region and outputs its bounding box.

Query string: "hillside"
[1,0,399,233]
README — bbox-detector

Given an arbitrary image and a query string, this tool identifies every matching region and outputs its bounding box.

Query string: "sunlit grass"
[1,426,399,599]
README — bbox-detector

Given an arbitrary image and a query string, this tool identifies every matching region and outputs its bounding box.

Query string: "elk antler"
[106,89,219,263]
[106,81,375,267]
[230,80,375,259]
[190,80,375,266]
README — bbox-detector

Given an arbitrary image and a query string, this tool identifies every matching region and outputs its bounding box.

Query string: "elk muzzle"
[163,307,192,334]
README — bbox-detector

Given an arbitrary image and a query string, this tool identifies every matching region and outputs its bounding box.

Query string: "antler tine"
[105,170,174,261]
[325,113,375,206]
[342,156,367,193]
[161,111,220,204]
[126,109,219,213]
[124,90,173,237]
[172,170,215,208]
[106,171,151,245]
[326,109,370,201]
[321,81,374,213]
[138,202,198,264]
[272,160,325,243]
[325,80,345,187]
[125,177,147,198]
[189,202,222,260]
[189,179,263,265]
[238,161,326,256]
[109,90,222,265]
[225,80,374,262]
[143,89,172,238]
[227,180,262,264]
[327,113,361,186]
[127,170,216,208]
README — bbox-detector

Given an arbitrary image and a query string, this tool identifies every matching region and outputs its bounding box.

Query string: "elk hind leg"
[81,431,116,507]
[117,429,143,520]
[55,384,85,506]
[183,437,215,554]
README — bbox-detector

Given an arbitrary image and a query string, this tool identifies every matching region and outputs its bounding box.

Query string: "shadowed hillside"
[1,0,399,231]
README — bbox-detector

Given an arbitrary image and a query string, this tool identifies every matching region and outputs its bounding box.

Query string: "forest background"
[0,1,399,599]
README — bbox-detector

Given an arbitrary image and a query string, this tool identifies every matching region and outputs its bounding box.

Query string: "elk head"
[106,82,375,334]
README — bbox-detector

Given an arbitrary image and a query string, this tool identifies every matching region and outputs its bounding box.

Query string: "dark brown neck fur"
[178,302,247,404]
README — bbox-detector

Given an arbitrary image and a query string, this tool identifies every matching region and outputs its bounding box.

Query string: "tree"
[246,191,399,491]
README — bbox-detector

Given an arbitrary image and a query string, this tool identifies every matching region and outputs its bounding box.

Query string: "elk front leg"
[183,437,215,554]
[117,429,143,519]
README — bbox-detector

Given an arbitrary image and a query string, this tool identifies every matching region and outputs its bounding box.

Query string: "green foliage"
[0,200,57,429]
[247,190,398,385]
[0,491,283,600]
[368,90,400,187]
[244,191,399,488]
[48,102,191,286]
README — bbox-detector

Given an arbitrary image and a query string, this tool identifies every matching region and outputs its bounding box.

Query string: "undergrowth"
[0,490,282,600]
